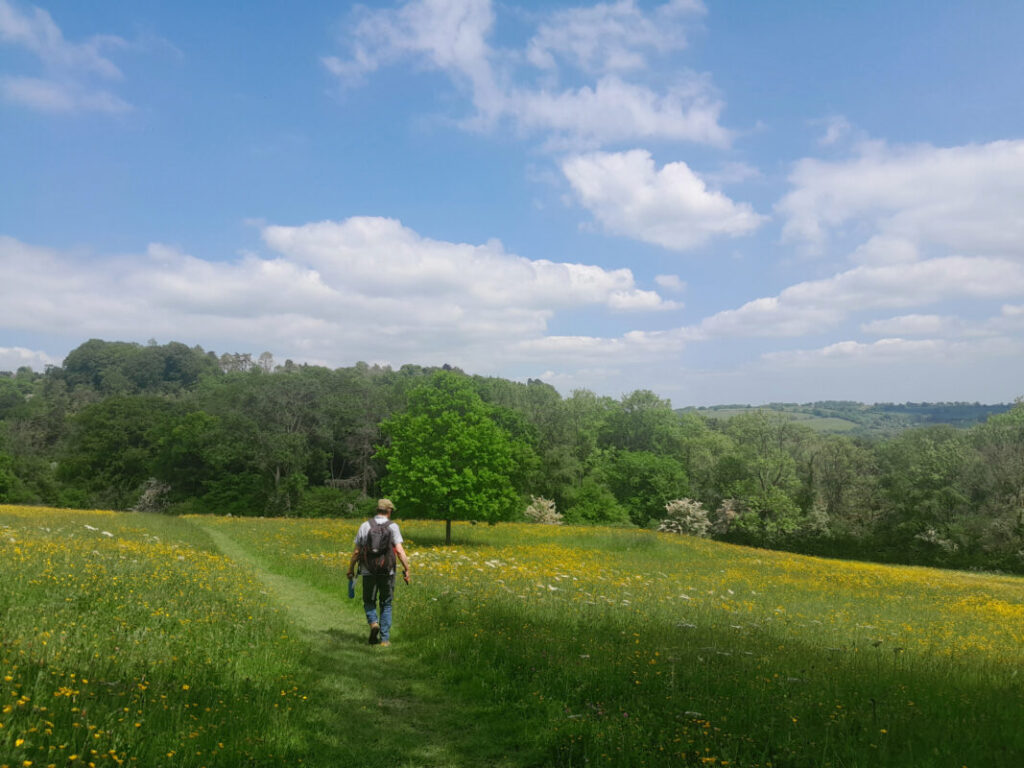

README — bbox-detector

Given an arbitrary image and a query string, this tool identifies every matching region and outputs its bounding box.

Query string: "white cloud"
[0,220,675,374]
[0,0,132,113]
[511,326,687,365]
[525,0,704,74]
[261,217,675,312]
[762,336,1023,369]
[0,345,58,371]
[860,314,958,337]
[1,75,130,113]
[655,274,686,291]
[562,149,764,250]
[693,256,1024,339]
[778,139,1024,258]
[815,115,852,147]
[323,0,729,148]
[507,75,729,148]
[848,235,919,266]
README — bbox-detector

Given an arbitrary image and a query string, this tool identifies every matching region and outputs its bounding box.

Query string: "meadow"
[2,505,1022,767]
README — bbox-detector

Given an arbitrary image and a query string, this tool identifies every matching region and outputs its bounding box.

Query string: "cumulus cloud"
[762,336,1023,369]
[511,327,687,365]
[322,0,729,148]
[0,345,58,371]
[0,220,676,374]
[562,149,764,250]
[860,314,959,338]
[692,256,1024,339]
[778,139,1024,258]
[0,0,132,113]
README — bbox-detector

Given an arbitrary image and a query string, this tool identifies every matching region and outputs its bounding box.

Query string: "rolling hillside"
[3,505,1022,767]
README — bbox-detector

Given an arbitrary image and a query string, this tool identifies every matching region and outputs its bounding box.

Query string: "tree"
[58,395,181,509]
[876,426,973,562]
[562,478,630,525]
[599,390,682,454]
[377,372,522,544]
[971,401,1024,561]
[721,411,811,544]
[595,449,689,528]
[195,370,332,515]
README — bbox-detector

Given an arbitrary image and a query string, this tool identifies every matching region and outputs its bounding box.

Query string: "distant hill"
[678,400,1014,438]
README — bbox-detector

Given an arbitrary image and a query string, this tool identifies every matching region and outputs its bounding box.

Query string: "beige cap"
[376,498,395,513]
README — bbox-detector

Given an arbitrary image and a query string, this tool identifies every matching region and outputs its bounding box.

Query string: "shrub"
[658,498,711,537]
[563,480,631,525]
[524,495,563,525]
[712,498,743,536]
[132,478,171,514]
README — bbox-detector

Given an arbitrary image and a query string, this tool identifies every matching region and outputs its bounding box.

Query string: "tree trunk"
[445,518,452,546]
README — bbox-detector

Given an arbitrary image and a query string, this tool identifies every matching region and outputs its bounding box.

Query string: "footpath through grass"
[2,506,1023,767]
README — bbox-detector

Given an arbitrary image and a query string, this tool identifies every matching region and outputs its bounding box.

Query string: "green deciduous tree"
[594,449,689,528]
[377,372,523,544]
[58,395,181,509]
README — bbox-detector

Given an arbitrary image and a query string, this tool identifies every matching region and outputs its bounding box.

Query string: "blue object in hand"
[348,577,356,599]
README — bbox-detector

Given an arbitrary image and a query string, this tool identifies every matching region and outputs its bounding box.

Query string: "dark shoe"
[369,623,380,645]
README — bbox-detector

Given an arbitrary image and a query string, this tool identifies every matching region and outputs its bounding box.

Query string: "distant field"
[697,408,859,431]
[2,505,1022,767]
[683,401,1012,437]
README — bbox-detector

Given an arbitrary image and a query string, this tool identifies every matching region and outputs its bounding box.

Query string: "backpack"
[361,519,395,576]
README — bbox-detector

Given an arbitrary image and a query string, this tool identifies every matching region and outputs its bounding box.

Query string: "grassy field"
[2,505,1022,767]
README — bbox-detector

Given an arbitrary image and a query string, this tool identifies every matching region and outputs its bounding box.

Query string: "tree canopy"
[2,337,1023,572]
[377,372,524,543]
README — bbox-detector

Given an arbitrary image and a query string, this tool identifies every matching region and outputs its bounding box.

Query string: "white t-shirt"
[354,515,403,576]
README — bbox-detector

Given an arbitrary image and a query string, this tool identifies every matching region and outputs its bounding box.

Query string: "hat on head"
[377,498,395,513]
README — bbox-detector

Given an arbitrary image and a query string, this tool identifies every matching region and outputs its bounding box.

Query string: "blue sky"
[2,0,1024,405]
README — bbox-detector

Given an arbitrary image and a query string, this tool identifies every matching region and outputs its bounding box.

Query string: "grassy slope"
[3,507,1023,768]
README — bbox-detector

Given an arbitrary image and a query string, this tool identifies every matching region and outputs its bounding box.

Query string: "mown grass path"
[195,521,481,768]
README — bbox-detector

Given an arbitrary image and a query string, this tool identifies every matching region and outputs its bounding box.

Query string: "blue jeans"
[362,573,395,642]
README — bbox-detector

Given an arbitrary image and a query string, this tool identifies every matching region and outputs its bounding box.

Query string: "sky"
[2,0,1024,406]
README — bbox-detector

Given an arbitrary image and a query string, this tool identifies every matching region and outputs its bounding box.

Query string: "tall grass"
[3,506,1022,767]
[0,506,310,767]
[199,515,1024,767]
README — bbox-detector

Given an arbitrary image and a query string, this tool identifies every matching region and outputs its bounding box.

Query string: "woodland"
[1,338,1022,572]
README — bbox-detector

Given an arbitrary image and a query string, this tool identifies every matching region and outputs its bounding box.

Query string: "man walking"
[347,499,410,646]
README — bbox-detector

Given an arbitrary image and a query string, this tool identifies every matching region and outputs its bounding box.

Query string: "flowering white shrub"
[658,498,711,537]
[524,495,563,525]
[712,499,743,536]
[133,478,171,514]
[914,527,959,553]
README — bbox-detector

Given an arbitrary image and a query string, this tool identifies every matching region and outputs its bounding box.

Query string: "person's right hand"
[403,571,410,585]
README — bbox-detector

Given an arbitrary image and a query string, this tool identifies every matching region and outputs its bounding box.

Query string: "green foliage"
[378,372,524,532]
[61,338,220,395]
[594,449,689,527]
[58,395,182,509]
[0,452,25,502]
[3,337,1023,572]
[562,478,630,525]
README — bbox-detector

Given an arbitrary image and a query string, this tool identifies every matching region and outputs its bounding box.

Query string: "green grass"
[3,506,1023,767]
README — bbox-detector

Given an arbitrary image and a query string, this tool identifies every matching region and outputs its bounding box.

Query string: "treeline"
[1,339,1022,573]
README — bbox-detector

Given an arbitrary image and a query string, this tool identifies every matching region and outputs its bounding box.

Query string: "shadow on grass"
[199,520,542,767]
[267,620,546,768]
